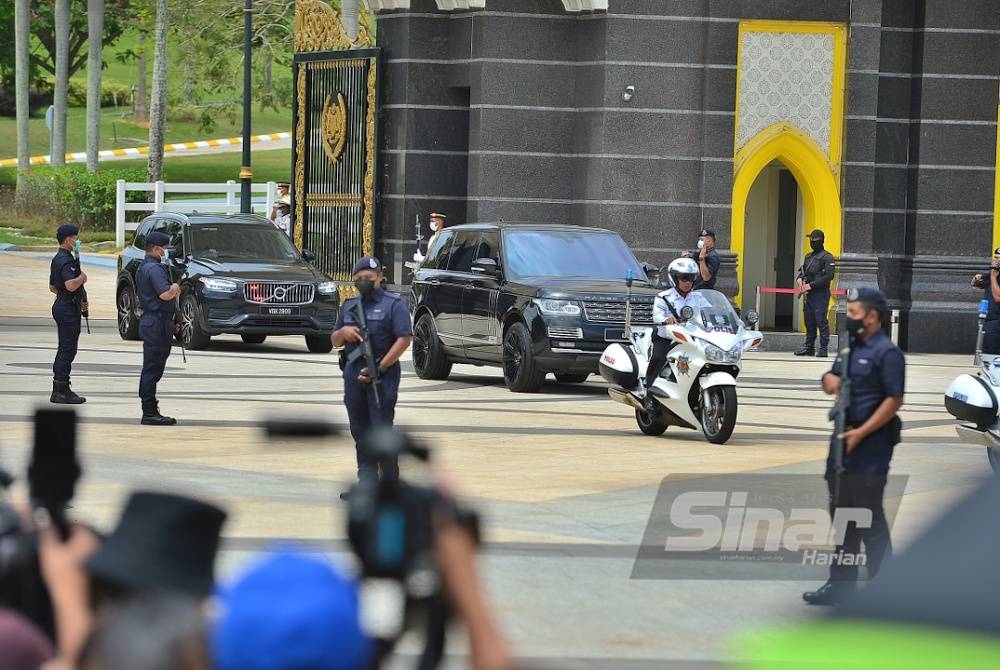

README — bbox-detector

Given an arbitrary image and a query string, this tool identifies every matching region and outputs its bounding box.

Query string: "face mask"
[810,240,823,252]
[696,239,704,250]
[845,311,869,339]
[430,221,439,232]
[355,278,376,296]
[73,240,81,255]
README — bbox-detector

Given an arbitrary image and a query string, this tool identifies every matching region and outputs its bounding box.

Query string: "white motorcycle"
[599,282,763,444]
[944,356,1000,473]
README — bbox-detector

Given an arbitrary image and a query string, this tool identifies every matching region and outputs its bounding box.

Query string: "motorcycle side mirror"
[680,306,694,320]
[744,309,759,327]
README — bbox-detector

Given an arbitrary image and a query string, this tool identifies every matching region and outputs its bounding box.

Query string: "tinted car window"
[502,229,647,281]
[422,231,454,270]
[474,231,500,263]
[447,231,479,273]
[190,224,300,261]
[133,220,153,249]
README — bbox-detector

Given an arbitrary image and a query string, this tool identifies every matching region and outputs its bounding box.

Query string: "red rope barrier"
[758,287,847,296]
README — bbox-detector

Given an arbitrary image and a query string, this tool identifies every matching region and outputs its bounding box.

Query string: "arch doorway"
[731,123,842,331]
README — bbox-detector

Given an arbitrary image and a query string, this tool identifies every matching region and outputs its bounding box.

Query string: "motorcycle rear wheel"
[701,386,737,444]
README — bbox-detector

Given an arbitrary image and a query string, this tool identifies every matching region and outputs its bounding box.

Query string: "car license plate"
[604,328,627,342]
[263,306,298,316]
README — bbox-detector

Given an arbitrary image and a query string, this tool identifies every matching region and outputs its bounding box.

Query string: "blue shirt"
[692,249,720,290]
[49,248,81,297]
[335,289,412,364]
[136,255,176,316]
[827,331,906,474]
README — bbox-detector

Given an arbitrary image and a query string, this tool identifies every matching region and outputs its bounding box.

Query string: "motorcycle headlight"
[535,299,581,316]
[317,281,339,295]
[705,343,726,362]
[199,277,238,292]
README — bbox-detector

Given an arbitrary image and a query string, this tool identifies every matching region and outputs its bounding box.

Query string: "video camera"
[0,408,83,641]
[263,421,480,669]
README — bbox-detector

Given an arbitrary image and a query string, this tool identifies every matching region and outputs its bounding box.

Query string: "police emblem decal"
[369,258,378,269]
[676,354,691,376]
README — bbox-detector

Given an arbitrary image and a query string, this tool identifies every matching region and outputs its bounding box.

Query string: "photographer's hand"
[435,510,512,670]
[38,523,99,669]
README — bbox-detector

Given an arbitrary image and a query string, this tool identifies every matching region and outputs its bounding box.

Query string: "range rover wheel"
[413,314,452,380]
[179,293,211,350]
[503,322,545,393]
[117,284,140,340]
[555,373,589,384]
[635,408,669,436]
[242,334,267,344]
[305,334,333,353]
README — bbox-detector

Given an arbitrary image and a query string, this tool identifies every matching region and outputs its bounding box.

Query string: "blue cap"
[846,287,888,309]
[213,550,372,670]
[699,228,716,239]
[351,256,382,275]
[56,224,79,242]
[146,231,170,247]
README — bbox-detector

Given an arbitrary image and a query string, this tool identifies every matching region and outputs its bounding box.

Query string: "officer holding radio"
[332,257,412,497]
[803,287,905,606]
[970,247,1000,354]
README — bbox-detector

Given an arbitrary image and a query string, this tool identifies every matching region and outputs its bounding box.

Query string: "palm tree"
[86,0,105,173]
[52,0,70,166]
[14,0,30,198]
[147,0,168,182]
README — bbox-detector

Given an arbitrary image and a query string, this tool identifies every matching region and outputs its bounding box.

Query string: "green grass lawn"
[0,147,292,187]
[0,227,54,246]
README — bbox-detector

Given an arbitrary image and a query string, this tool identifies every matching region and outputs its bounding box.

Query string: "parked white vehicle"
[944,356,1000,473]
[599,283,763,444]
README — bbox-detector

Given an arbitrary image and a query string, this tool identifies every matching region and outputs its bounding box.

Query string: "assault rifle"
[827,334,853,507]
[346,299,382,408]
[72,240,91,334]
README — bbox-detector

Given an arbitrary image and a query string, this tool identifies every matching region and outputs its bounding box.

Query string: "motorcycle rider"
[643,257,711,413]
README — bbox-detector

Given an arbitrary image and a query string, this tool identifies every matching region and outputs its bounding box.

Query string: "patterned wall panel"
[737,31,835,157]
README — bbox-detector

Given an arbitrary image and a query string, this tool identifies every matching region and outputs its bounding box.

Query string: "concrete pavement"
[0,249,989,668]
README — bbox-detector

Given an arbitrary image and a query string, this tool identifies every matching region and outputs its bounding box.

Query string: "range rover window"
[474,231,500,263]
[421,230,454,270]
[446,230,480,273]
[502,229,647,281]
[189,224,300,261]
[132,220,154,249]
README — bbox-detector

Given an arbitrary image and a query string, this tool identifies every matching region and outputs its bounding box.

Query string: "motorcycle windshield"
[688,290,743,336]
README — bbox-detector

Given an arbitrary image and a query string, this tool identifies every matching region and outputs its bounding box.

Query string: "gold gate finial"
[294,0,374,52]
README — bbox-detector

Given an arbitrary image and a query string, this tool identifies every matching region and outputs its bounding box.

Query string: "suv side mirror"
[641,262,659,283]
[471,258,499,275]
[302,249,316,262]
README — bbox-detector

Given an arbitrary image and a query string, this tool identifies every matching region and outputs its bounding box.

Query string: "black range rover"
[116,213,339,352]
[410,223,660,392]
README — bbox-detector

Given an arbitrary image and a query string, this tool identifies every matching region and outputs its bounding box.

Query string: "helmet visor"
[674,273,698,283]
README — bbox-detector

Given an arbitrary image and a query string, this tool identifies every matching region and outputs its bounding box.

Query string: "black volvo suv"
[410,223,660,392]
[116,213,339,352]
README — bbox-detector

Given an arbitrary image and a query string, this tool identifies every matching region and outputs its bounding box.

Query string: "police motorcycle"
[944,302,1000,473]
[598,263,763,444]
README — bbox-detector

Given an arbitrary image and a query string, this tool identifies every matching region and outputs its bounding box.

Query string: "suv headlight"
[200,277,239,292]
[535,299,581,316]
[317,281,339,295]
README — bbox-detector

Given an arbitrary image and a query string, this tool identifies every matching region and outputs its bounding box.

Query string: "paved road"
[0,250,989,668]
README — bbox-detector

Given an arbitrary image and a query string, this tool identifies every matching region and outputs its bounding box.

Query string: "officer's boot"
[51,379,86,404]
[794,345,815,356]
[141,401,177,426]
[816,347,829,358]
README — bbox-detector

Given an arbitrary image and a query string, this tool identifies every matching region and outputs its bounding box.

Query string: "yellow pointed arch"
[731,122,842,307]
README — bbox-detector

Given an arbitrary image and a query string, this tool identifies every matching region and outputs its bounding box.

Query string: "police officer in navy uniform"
[804,287,905,606]
[970,247,1000,354]
[795,229,837,357]
[332,256,412,497]
[48,224,89,404]
[683,228,720,290]
[136,231,181,425]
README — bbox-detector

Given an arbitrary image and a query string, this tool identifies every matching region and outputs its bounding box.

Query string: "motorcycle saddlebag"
[599,343,639,389]
[944,374,998,429]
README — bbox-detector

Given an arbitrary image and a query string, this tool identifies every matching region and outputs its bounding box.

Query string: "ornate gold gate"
[292,0,379,285]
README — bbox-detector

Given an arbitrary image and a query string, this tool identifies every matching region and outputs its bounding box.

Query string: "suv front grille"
[243,282,315,305]
[583,300,654,325]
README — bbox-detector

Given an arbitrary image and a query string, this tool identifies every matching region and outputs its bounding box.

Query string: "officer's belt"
[55,292,79,303]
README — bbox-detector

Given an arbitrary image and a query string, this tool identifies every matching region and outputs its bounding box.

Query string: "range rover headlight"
[535,299,581,316]
[317,281,339,295]
[200,277,239,292]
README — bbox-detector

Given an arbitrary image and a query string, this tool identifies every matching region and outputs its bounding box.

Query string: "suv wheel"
[413,313,452,380]
[555,373,589,384]
[503,322,545,392]
[242,334,267,344]
[179,293,211,350]
[305,334,333,353]
[117,284,140,340]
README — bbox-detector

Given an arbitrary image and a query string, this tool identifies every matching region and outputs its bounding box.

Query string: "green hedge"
[37,78,135,108]
[17,165,147,231]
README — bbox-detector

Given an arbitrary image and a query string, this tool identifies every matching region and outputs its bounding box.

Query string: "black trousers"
[139,314,173,407]
[803,289,831,349]
[344,361,401,484]
[52,301,81,382]
[645,333,676,389]
[826,472,892,582]
[983,319,1000,355]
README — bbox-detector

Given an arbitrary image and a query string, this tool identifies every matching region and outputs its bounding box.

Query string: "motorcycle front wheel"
[701,386,737,444]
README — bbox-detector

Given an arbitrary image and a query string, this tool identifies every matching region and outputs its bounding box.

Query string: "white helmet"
[667,257,699,288]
